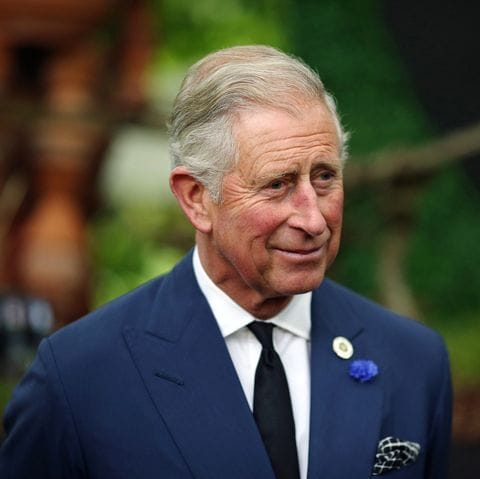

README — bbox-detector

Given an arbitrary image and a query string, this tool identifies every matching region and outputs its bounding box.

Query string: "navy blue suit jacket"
[1,252,451,478]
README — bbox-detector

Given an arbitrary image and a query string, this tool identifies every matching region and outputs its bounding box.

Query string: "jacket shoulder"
[319,278,446,353]
[47,274,166,359]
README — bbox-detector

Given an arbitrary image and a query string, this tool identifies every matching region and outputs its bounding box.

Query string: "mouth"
[271,245,325,261]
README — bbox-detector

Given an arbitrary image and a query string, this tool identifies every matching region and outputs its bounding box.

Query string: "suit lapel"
[123,253,275,479]
[307,281,383,479]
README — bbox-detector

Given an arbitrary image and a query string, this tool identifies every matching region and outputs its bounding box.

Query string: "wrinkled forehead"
[230,101,342,176]
[232,99,340,150]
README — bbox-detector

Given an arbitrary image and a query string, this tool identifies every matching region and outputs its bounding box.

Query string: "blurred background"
[0,0,479,476]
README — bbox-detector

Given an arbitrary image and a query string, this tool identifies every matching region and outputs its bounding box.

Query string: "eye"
[269,180,285,190]
[311,168,339,193]
[313,169,336,183]
[261,176,292,197]
[319,171,334,181]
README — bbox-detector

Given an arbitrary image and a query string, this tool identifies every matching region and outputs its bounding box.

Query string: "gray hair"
[168,45,348,202]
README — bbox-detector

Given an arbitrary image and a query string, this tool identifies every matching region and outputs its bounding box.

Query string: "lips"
[281,247,321,254]
[271,245,325,259]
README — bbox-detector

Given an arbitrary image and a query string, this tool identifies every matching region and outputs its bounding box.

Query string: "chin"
[274,274,325,296]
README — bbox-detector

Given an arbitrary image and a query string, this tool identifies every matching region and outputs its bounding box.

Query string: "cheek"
[324,193,344,229]
[235,204,285,239]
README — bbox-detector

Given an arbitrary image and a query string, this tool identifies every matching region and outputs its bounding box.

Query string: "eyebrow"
[252,159,341,185]
[310,161,342,174]
[253,169,295,185]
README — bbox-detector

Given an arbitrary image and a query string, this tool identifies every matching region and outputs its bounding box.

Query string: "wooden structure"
[0,0,152,327]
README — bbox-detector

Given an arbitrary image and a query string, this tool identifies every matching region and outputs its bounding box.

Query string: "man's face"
[201,101,344,304]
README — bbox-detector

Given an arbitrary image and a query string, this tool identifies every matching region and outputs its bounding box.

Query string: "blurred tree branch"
[345,120,480,189]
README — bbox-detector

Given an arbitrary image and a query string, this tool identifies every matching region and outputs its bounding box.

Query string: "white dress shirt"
[193,248,311,479]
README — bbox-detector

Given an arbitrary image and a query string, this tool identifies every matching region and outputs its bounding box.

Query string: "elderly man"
[0,46,451,479]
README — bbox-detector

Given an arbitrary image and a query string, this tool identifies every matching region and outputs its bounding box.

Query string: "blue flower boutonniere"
[349,359,379,383]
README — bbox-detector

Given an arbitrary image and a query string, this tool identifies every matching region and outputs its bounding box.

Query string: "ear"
[169,166,213,233]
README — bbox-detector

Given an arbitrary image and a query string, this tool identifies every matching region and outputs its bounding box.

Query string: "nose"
[287,181,327,237]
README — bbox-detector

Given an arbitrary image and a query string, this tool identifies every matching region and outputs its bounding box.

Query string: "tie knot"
[248,321,275,350]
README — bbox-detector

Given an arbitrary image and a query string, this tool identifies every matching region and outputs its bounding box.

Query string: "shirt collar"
[193,247,311,340]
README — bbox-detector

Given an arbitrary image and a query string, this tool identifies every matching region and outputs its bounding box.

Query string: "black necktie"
[248,321,300,479]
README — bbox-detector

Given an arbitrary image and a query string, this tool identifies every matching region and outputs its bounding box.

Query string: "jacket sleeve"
[425,339,453,479]
[0,339,86,479]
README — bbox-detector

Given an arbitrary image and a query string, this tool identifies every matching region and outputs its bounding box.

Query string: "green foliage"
[154,0,288,64]
[431,312,480,387]
[91,205,193,307]
[0,379,16,437]
[0,380,15,411]
[407,168,480,315]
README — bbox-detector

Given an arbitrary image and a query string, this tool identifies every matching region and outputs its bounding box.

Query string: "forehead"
[232,102,341,174]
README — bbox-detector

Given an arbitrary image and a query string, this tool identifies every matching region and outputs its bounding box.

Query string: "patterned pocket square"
[372,436,421,476]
